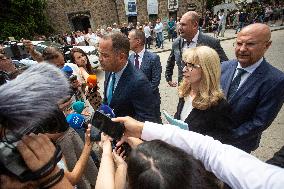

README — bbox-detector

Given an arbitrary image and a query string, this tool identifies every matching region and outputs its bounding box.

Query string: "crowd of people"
[0,8,284,189]
[201,2,284,37]
[46,17,180,50]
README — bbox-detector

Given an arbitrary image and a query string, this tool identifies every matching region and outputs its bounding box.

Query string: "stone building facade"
[46,0,204,33]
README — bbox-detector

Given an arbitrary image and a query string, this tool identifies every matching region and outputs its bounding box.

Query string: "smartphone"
[90,111,124,140]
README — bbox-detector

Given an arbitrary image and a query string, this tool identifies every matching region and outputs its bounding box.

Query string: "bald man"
[221,23,284,153]
[165,11,228,87]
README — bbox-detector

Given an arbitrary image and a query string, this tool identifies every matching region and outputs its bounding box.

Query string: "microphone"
[66,113,86,129]
[98,104,115,118]
[61,65,73,78]
[66,113,101,142]
[87,75,97,88]
[72,101,85,114]
[0,63,70,134]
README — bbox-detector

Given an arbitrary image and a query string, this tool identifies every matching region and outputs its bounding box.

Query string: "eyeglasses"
[182,61,201,71]
[233,40,270,48]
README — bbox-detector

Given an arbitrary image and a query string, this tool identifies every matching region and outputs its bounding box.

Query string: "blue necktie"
[107,73,116,105]
[227,68,247,100]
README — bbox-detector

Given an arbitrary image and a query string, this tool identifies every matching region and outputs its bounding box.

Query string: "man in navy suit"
[128,29,162,123]
[98,32,157,122]
[166,11,228,86]
[221,23,284,153]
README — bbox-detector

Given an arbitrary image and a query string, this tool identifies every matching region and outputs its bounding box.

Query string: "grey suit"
[165,33,228,83]
[129,50,162,123]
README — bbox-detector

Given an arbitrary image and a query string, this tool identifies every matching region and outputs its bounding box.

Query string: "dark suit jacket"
[165,33,228,83]
[221,59,284,152]
[103,62,157,122]
[175,98,236,144]
[129,50,162,100]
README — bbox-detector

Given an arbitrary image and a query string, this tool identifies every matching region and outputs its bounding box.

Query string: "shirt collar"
[192,30,199,43]
[237,57,263,74]
[184,30,199,44]
[137,48,145,59]
[113,62,128,78]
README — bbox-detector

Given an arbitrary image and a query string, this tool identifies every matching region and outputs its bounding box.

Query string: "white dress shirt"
[144,26,151,38]
[154,22,163,33]
[142,122,284,189]
[180,95,193,121]
[183,30,199,50]
[234,57,263,90]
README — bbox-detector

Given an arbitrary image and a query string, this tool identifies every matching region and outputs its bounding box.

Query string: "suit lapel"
[104,72,111,101]
[229,60,267,103]
[109,62,131,106]
[141,50,149,71]
[223,61,238,97]
[197,32,203,45]
[129,54,134,65]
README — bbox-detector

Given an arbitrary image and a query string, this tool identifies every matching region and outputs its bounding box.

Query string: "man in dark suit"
[98,32,157,122]
[128,29,162,123]
[221,23,284,153]
[165,11,228,86]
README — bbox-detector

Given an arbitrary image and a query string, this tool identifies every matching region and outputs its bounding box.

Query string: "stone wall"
[45,0,203,33]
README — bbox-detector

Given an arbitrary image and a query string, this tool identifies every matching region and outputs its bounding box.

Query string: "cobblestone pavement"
[95,26,284,161]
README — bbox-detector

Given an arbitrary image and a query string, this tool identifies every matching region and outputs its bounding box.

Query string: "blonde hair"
[178,46,224,110]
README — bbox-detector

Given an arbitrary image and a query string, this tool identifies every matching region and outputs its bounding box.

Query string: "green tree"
[206,0,224,10]
[0,0,54,41]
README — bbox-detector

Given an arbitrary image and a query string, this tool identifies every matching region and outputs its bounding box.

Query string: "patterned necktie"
[184,40,192,48]
[107,73,116,105]
[227,68,247,100]
[134,53,139,69]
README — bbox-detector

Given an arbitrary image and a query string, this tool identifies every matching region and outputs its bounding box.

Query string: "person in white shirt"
[217,9,226,37]
[154,18,164,49]
[111,116,284,189]
[85,28,98,46]
[143,22,152,49]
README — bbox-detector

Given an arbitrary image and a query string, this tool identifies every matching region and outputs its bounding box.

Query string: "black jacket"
[175,98,237,144]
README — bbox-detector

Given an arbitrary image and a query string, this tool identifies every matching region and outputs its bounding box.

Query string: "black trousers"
[145,37,151,49]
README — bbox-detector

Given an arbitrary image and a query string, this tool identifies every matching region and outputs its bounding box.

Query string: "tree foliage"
[206,0,224,10]
[0,0,54,41]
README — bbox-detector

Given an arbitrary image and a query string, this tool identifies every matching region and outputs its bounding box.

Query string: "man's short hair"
[130,29,146,45]
[42,47,62,61]
[187,11,200,24]
[102,32,130,57]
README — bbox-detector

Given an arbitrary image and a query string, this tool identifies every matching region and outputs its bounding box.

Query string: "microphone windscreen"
[61,65,73,78]
[72,101,85,114]
[87,75,97,88]
[0,63,70,134]
[98,104,115,118]
[66,113,85,129]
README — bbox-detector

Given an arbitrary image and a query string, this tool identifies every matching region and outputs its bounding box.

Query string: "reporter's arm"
[95,139,115,189]
[22,40,44,62]
[113,150,127,189]
[64,126,94,185]
[79,67,90,82]
[141,122,284,189]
